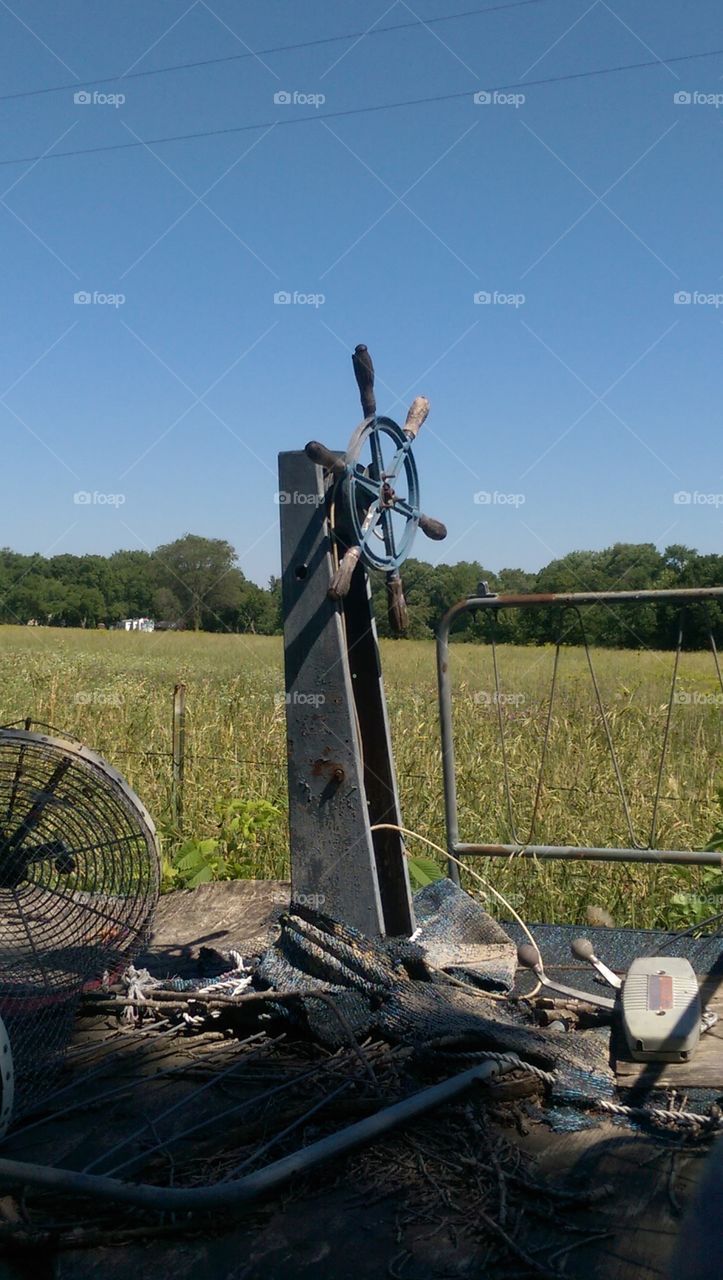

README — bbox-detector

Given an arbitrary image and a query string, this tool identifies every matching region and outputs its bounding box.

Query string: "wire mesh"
[438,591,723,868]
[0,729,159,1116]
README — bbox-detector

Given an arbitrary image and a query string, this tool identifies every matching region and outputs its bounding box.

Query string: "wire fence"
[1,697,431,845]
[3,660,720,868]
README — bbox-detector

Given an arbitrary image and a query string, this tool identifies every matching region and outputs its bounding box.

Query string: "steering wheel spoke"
[390,495,416,521]
[352,470,383,501]
[359,504,384,546]
[382,438,414,483]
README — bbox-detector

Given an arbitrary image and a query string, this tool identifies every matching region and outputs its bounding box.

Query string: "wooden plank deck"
[0,881,717,1280]
[615,975,723,1088]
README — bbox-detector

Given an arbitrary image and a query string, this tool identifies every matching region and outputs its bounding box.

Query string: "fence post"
[171,682,186,833]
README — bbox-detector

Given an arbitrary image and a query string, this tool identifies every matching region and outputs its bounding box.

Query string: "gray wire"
[0,1,551,104]
[1,47,723,168]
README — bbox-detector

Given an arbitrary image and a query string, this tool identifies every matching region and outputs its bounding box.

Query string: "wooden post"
[171,682,186,833]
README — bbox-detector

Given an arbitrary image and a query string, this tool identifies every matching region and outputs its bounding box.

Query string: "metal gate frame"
[436,586,723,884]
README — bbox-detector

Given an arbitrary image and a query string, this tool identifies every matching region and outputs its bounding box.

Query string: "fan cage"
[0,730,159,1118]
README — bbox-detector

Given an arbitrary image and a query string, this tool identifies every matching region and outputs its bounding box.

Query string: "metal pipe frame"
[0,1058,511,1211]
[437,587,723,883]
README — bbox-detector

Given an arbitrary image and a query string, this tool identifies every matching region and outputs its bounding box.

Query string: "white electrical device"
[621,957,702,1063]
[518,942,708,1064]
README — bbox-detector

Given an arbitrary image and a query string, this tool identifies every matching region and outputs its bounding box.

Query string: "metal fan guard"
[0,730,160,1119]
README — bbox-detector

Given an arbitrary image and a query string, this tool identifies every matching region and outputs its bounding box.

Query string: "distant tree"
[472,567,535,644]
[152,534,243,631]
[107,550,155,621]
[152,586,183,625]
[428,561,493,639]
[0,535,719,647]
[232,580,274,633]
[265,576,283,634]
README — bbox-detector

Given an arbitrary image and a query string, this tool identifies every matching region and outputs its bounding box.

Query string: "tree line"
[0,534,720,649]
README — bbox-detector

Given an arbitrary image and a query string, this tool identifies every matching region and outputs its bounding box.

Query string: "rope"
[471,1060,723,1134]
[588,1098,723,1134]
[433,1049,557,1089]
[196,951,253,997]
[117,955,253,1005]
[121,965,161,1024]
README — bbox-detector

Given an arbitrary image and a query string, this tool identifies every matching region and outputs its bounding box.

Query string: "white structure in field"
[121,618,155,632]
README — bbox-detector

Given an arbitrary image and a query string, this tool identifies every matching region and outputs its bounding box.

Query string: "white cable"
[370,822,542,1000]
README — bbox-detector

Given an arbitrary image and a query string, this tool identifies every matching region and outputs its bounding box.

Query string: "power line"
[0,0,551,104]
[0,46,721,170]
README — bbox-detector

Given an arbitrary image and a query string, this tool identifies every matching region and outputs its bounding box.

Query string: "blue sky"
[1,0,722,587]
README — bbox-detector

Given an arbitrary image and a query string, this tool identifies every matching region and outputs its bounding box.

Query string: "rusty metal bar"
[443,587,723,616]
[437,587,723,879]
[455,843,723,866]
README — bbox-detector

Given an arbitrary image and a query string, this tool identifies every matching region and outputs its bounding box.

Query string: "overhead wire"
[0,45,721,168]
[0,0,555,104]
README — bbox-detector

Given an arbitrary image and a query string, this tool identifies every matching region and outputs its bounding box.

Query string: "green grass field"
[1,625,721,929]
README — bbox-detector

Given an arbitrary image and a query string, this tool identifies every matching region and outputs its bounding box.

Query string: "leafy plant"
[407,855,444,890]
[665,789,723,930]
[706,787,723,853]
[167,836,220,889]
[164,798,283,890]
[664,866,723,932]
[666,887,721,931]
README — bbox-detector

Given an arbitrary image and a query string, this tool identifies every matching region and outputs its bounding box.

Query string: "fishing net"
[255,882,615,1109]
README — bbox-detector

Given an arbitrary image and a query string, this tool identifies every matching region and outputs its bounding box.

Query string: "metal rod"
[454,842,723,866]
[436,611,460,884]
[0,1058,513,1212]
[445,587,723,617]
[649,618,683,847]
[171,682,186,833]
